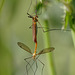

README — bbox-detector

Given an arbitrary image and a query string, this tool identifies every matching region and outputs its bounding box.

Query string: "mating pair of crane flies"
[18,0,70,75]
[18,0,54,75]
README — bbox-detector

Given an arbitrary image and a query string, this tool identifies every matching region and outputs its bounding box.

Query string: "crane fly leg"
[34,61,38,75]
[24,57,34,75]
[38,21,70,32]
[29,25,32,29]
[38,59,45,75]
[38,21,45,32]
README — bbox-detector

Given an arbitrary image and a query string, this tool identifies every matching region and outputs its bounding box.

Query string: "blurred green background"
[0,0,75,75]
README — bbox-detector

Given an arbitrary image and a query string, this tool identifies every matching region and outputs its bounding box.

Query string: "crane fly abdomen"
[32,21,37,43]
[32,16,38,43]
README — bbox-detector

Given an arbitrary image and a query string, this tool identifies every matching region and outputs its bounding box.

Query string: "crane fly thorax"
[32,16,38,22]
[32,53,37,60]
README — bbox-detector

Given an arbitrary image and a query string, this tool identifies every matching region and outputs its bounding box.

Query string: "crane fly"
[17,42,54,75]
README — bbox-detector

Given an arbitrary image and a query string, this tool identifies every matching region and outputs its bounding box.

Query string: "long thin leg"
[26,63,28,75]
[25,59,33,75]
[29,25,32,29]
[25,59,34,75]
[44,28,71,32]
[34,61,38,75]
[27,60,35,71]
[29,26,49,29]
[26,56,40,75]
[29,25,70,32]
[24,57,31,75]
[38,21,45,32]
[38,21,71,32]
[25,55,40,75]
[38,59,45,75]
[24,57,34,74]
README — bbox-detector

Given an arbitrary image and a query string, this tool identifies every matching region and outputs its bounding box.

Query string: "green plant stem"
[68,14,75,47]
[43,20,56,75]
[71,30,75,47]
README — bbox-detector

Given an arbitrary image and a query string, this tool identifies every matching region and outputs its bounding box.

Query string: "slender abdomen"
[32,22,37,43]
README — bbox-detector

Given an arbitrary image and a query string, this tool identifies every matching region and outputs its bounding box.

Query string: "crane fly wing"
[17,42,32,54]
[38,47,55,55]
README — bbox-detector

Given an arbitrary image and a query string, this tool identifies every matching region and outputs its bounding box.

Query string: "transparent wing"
[17,42,32,54]
[38,47,55,55]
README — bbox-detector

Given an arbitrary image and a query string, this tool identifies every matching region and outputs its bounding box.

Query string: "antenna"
[27,0,32,14]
